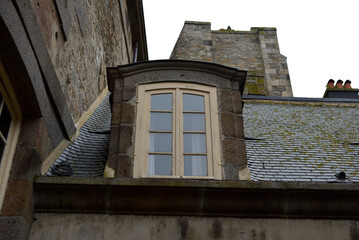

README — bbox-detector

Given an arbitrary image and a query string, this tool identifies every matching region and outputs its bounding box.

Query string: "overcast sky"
[142,0,359,98]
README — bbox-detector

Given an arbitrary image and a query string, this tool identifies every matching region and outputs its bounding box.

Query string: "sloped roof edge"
[243,94,359,104]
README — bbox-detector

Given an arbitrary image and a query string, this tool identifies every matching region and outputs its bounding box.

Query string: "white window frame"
[0,61,21,212]
[133,82,222,179]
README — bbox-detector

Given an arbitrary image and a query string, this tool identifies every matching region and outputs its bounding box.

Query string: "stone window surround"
[0,61,21,211]
[105,60,249,180]
[133,82,222,179]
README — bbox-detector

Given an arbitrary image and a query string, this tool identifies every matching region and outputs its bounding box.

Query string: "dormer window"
[134,82,222,179]
[106,60,248,180]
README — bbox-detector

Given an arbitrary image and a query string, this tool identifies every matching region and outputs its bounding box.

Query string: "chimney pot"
[344,80,352,89]
[326,79,335,88]
[335,80,344,88]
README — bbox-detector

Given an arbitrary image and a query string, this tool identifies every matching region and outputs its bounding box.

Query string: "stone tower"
[170,21,293,97]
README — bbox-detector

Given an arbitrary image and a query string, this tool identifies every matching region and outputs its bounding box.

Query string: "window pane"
[184,155,207,176]
[183,133,206,153]
[148,155,172,175]
[0,103,12,139]
[151,94,172,111]
[149,133,172,152]
[183,94,204,111]
[183,113,205,131]
[150,112,172,131]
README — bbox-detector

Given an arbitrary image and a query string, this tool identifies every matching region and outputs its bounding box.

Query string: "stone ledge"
[34,177,359,219]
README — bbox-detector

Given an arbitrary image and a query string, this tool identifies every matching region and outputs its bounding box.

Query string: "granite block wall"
[31,0,133,122]
[171,21,293,97]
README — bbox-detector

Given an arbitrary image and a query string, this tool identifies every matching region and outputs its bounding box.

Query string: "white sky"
[142,0,359,98]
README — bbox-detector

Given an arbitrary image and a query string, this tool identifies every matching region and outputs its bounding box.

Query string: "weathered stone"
[120,103,135,124]
[119,126,133,153]
[108,126,120,156]
[223,164,239,180]
[171,21,293,97]
[110,103,122,126]
[233,114,245,138]
[30,0,133,122]
[232,91,242,114]
[219,89,233,113]
[1,180,33,222]
[170,21,213,62]
[116,154,133,178]
[122,87,136,101]
[0,216,30,240]
[222,137,246,165]
[221,113,235,137]
[111,80,123,103]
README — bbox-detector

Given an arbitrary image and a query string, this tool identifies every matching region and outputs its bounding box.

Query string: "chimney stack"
[323,79,359,98]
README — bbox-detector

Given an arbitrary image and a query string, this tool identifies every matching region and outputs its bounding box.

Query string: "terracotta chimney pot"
[335,80,344,88]
[326,79,335,88]
[344,80,352,89]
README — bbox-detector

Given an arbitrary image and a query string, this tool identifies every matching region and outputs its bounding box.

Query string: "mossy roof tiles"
[243,99,359,182]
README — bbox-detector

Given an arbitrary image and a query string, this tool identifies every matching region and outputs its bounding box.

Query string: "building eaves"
[243,94,359,104]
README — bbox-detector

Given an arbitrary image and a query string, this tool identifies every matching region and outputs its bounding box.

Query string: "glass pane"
[0,103,12,139]
[183,133,206,153]
[184,155,207,176]
[148,155,172,175]
[149,133,172,152]
[183,94,204,112]
[150,112,172,131]
[151,94,172,111]
[183,113,205,131]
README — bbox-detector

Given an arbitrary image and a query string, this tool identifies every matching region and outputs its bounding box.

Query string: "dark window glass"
[0,103,12,138]
[151,94,172,111]
[148,155,172,175]
[184,155,207,176]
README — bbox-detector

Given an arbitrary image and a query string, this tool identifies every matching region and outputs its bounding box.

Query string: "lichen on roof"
[244,100,359,182]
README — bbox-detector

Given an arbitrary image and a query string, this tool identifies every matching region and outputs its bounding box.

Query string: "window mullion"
[204,93,213,177]
[175,88,182,177]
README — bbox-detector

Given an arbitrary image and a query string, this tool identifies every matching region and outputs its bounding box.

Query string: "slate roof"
[46,94,111,177]
[243,96,359,182]
[47,93,359,182]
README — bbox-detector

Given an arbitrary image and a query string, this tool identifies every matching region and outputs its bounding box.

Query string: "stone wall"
[30,213,359,240]
[170,21,293,97]
[31,0,133,122]
[0,1,145,238]
[170,21,213,62]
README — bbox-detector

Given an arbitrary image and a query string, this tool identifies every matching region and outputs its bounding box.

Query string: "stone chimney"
[323,79,359,98]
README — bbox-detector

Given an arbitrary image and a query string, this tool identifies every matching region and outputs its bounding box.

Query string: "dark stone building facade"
[171,21,293,97]
[1,1,359,239]
[0,0,146,238]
